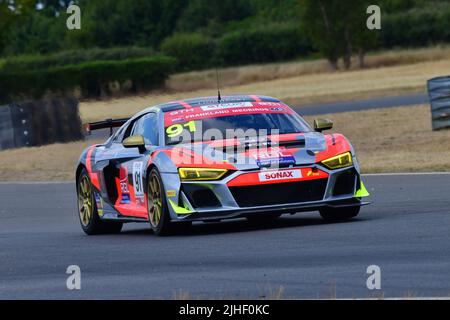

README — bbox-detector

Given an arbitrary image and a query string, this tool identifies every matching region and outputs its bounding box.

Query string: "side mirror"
[314,118,333,132]
[123,135,146,153]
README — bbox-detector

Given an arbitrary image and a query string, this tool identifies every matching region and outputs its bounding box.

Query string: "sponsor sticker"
[254,151,296,167]
[120,194,130,204]
[119,167,131,204]
[171,117,185,124]
[94,193,104,216]
[258,169,302,182]
[166,190,176,197]
[258,102,283,107]
[200,102,253,111]
[307,169,320,177]
[133,162,144,198]
[120,177,129,193]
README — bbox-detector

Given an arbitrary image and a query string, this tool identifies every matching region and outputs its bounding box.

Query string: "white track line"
[342,297,450,300]
[0,181,74,185]
[362,172,450,176]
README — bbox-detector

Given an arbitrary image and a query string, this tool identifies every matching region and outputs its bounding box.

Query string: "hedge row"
[217,24,312,66]
[161,33,216,71]
[382,4,450,48]
[0,56,176,103]
[1,47,156,72]
[161,23,313,71]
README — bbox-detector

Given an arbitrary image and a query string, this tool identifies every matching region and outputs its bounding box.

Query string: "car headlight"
[321,152,353,170]
[178,168,228,181]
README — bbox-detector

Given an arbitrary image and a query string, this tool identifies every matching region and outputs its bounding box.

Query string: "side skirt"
[94,190,149,223]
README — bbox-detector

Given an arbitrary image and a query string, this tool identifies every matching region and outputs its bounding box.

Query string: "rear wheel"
[147,168,191,236]
[77,168,123,235]
[319,206,360,222]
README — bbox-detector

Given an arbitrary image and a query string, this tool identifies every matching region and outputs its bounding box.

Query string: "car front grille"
[182,184,221,208]
[229,179,328,208]
[333,168,357,196]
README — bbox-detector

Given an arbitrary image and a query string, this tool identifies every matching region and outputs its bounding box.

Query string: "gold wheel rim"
[147,173,163,228]
[78,176,93,227]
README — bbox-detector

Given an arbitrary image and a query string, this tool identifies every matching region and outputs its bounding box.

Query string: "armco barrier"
[427,76,450,131]
[0,98,83,150]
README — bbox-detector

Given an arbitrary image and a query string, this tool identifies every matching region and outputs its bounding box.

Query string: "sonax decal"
[258,169,302,182]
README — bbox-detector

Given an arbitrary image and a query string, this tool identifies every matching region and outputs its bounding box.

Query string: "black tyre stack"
[0,97,83,150]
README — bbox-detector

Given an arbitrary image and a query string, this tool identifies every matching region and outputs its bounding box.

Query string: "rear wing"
[85,118,129,136]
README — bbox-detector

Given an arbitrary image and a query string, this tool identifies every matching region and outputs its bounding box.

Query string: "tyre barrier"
[427,76,450,131]
[0,98,83,150]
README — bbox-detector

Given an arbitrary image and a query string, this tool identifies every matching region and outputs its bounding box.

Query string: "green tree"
[36,0,74,16]
[339,0,379,69]
[300,0,379,70]
[4,8,67,55]
[176,0,252,35]
[67,0,187,49]
[300,0,343,69]
[0,2,14,52]
[0,0,34,54]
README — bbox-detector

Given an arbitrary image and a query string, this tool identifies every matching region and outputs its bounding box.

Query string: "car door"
[114,113,160,218]
[98,113,159,219]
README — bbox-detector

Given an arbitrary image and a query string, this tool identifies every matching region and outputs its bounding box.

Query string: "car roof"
[144,95,281,113]
[115,95,289,143]
[127,95,285,125]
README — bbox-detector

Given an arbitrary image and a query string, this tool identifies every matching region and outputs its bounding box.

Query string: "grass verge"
[304,104,450,173]
[0,104,448,181]
[0,139,103,181]
[167,46,450,92]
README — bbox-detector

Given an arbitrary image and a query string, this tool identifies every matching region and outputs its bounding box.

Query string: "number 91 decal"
[165,121,197,138]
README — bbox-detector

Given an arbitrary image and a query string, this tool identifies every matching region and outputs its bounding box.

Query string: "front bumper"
[181,198,369,221]
[164,165,369,222]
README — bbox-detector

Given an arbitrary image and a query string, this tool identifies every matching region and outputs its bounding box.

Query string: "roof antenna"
[215,67,222,103]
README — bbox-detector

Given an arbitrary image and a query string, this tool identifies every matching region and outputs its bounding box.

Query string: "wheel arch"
[145,163,159,193]
[75,163,86,187]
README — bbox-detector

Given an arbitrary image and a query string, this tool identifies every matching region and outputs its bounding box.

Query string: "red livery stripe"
[250,95,262,102]
[85,146,101,190]
[178,100,193,109]
[85,146,95,173]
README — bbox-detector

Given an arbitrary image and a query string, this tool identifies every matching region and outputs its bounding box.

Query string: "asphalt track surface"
[294,92,428,116]
[1,173,449,299]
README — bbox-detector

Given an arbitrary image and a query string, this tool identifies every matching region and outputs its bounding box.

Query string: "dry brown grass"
[0,105,449,181]
[167,46,450,92]
[0,139,103,181]
[80,49,450,123]
[304,104,450,173]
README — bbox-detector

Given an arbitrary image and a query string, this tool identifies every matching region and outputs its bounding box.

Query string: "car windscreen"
[164,112,312,145]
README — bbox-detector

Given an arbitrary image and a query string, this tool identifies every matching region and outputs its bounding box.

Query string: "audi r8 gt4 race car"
[76,95,370,236]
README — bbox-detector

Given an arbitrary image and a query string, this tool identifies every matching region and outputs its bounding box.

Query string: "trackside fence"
[427,76,450,131]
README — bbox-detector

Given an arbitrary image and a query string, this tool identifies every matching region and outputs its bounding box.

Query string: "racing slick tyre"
[147,168,191,236]
[246,213,282,223]
[319,206,360,222]
[77,168,123,235]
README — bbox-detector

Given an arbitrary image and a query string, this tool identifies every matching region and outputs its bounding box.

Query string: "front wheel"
[319,206,360,222]
[147,168,191,236]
